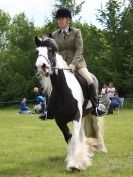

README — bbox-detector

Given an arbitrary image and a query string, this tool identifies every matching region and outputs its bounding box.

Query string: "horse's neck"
[55,53,69,69]
[50,54,70,91]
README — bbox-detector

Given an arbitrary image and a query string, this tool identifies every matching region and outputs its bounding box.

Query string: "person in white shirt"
[101,83,107,95]
[107,82,116,100]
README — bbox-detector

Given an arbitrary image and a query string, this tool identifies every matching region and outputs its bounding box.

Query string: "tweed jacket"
[52,27,87,70]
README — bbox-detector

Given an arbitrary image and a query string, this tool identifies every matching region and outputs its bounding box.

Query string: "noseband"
[38,47,72,72]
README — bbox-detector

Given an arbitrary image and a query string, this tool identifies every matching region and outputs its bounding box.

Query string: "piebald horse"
[35,36,107,172]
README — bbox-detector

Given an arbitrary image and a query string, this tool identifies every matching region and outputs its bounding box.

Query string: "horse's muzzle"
[37,64,50,77]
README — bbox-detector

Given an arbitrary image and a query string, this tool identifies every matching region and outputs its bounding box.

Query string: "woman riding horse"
[35,35,107,171]
[51,7,105,117]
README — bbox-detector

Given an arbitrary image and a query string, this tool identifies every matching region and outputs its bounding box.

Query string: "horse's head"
[35,36,59,76]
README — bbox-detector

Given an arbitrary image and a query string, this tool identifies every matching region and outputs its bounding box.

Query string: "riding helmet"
[55,7,72,19]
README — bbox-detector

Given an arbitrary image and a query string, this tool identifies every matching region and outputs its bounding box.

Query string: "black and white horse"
[35,36,107,172]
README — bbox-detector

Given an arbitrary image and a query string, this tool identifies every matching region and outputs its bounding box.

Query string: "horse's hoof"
[39,113,47,121]
[68,167,81,173]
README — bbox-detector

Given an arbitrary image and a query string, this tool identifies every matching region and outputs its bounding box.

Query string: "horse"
[35,36,107,172]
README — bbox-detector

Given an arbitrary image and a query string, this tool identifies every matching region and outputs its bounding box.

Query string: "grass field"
[0,108,132,177]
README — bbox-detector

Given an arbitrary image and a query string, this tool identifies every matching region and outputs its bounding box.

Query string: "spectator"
[33,87,41,97]
[106,82,116,100]
[99,93,111,113]
[33,87,46,114]
[100,84,107,96]
[108,93,122,114]
[19,98,31,114]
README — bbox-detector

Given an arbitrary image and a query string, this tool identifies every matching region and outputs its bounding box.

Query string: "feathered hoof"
[68,167,81,173]
[67,164,87,172]
[97,145,108,153]
[101,147,108,153]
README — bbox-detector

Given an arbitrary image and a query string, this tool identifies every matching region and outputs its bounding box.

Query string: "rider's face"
[57,17,69,29]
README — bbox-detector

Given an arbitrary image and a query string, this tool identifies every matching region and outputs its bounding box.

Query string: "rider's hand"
[69,64,76,72]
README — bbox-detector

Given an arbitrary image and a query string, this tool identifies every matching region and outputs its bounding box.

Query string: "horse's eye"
[35,50,39,58]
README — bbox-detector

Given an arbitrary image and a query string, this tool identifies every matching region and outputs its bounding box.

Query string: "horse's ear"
[35,36,42,47]
[48,33,53,38]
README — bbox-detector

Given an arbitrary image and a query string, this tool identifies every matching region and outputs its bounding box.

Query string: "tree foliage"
[0,0,133,102]
[96,0,133,95]
[53,0,84,17]
[0,12,38,101]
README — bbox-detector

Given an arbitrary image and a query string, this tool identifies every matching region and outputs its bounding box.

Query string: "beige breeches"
[77,67,93,85]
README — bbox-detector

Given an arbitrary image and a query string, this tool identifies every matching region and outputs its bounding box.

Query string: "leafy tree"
[96,0,133,96]
[119,2,133,96]
[0,10,10,51]
[53,0,84,17]
[0,12,39,101]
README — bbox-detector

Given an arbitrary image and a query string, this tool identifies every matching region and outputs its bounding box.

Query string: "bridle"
[38,54,51,67]
[37,51,73,72]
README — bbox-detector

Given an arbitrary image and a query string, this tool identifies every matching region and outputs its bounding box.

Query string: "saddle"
[74,73,89,100]
[74,73,93,116]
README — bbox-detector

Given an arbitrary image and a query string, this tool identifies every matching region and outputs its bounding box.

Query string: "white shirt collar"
[61,26,69,33]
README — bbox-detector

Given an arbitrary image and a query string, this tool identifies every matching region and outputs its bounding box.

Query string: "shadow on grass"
[0,155,66,176]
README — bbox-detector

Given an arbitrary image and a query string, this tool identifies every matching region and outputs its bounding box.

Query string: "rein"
[52,67,72,71]
[38,53,74,72]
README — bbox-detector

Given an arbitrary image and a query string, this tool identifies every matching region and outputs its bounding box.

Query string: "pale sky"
[0,0,128,28]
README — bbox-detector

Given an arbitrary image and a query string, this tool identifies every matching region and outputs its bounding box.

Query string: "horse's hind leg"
[92,116,107,153]
[83,114,107,153]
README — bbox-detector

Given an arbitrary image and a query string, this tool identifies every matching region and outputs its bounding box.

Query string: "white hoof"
[97,145,108,153]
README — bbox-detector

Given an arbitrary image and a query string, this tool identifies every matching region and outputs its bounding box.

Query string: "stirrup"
[92,107,105,117]
[96,107,105,117]
[39,111,47,120]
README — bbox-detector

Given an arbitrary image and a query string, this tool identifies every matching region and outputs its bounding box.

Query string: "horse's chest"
[50,71,81,121]
[51,89,78,120]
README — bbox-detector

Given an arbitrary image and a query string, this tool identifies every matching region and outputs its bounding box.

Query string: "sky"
[0,0,127,28]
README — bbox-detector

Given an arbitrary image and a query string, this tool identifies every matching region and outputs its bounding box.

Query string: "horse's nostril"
[45,72,49,77]
[42,64,46,70]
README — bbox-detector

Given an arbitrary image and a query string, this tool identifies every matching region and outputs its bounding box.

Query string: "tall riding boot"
[88,83,105,116]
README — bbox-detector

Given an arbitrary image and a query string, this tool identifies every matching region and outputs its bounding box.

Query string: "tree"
[0,10,10,51]
[53,0,84,17]
[96,0,133,96]
[0,12,39,101]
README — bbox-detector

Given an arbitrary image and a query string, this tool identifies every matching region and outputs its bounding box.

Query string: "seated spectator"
[107,82,116,100]
[33,87,46,114]
[33,103,42,114]
[33,95,46,114]
[19,98,31,114]
[108,93,121,114]
[99,93,111,113]
[100,83,107,96]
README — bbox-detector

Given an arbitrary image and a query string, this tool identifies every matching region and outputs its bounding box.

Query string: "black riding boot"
[88,83,105,117]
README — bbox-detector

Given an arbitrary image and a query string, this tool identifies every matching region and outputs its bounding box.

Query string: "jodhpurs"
[77,67,93,85]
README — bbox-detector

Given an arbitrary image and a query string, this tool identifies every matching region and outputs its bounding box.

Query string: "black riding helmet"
[55,7,72,19]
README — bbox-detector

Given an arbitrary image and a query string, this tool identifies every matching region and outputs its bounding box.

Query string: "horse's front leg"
[66,117,92,172]
[55,118,72,143]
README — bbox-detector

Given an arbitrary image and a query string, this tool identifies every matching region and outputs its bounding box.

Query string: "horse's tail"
[36,72,52,97]
[84,113,96,138]
[83,114,107,153]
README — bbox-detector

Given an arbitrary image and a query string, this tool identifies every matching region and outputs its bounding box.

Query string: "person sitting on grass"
[33,87,46,114]
[19,98,31,114]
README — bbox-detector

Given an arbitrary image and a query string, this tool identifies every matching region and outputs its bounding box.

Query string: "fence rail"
[0,99,35,107]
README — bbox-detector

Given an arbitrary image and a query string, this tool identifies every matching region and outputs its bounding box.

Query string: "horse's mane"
[36,72,52,97]
[35,36,59,51]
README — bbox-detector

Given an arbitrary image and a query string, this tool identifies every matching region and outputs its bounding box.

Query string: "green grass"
[0,108,133,177]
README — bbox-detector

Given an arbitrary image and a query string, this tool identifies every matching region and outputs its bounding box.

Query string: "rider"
[51,7,105,117]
